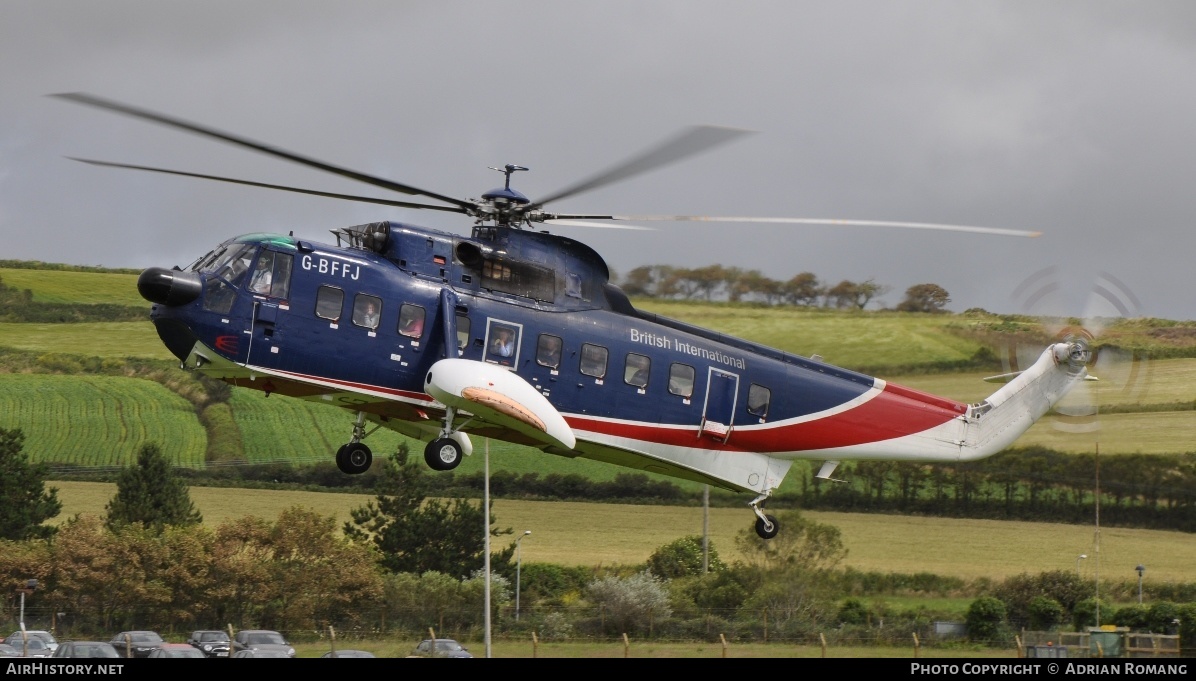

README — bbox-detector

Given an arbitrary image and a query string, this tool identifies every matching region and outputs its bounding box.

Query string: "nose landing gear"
[423,406,473,471]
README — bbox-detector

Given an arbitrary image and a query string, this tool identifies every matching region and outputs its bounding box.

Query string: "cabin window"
[485,321,521,366]
[352,294,382,330]
[247,251,293,299]
[624,353,650,388]
[747,383,771,418]
[580,343,608,378]
[668,363,695,398]
[315,285,344,321]
[537,334,563,368]
[398,304,425,338]
[456,315,470,350]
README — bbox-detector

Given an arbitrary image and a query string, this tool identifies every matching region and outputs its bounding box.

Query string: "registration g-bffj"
[911,662,1188,675]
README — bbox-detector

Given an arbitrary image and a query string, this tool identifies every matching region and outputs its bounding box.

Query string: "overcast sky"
[3,1,1194,321]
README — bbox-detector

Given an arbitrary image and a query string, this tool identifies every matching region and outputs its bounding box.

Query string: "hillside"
[2,263,1194,484]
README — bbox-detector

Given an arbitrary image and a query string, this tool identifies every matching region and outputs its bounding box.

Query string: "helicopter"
[54,92,1089,539]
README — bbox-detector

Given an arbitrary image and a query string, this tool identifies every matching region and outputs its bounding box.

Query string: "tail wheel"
[337,442,373,475]
[754,514,779,539]
[425,437,463,471]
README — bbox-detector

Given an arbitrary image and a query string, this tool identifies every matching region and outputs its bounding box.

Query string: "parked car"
[51,641,121,659]
[231,630,295,658]
[108,630,165,658]
[0,644,21,658]
[147,644,206,659]
[410,638,472,658]
[232,649,290,658]
[8,637,51,657]
[186,630,230,658]
[5,631,58,653]
[320,649,376,658]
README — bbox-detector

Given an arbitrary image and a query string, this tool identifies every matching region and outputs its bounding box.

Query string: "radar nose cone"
[138,267,203,306]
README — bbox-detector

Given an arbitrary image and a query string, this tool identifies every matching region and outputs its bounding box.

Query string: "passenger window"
[456,315,471,350]
[352,294,382,329]
[624,353,650,387]
[485,322,521,365]
[537,334,563,368]
[398,304,425,338]
[747,383,771,418]
[668,363,695,398]
[315,286,344,321]
[580,344,608,378]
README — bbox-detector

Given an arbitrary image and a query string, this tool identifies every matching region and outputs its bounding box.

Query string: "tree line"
[2,428,1194,649]
[619,264,952,312]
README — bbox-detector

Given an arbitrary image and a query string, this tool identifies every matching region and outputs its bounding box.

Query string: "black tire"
[754,513,780,540]
[424,437,463,471]
[338,442,372,475]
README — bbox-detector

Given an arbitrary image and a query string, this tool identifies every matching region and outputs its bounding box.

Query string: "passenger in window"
[492,328,515,357]
[537,335,562,368]
[625,354,650,387]
[399,306,424,338]
[668,364,695,398]
[359,301,380,329]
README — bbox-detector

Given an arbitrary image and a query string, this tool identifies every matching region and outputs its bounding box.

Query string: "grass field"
[49,480,1196,584]
[634,300,984,369]
[0,268,143,306]
[0,374,207,467]
[0,322,173,360]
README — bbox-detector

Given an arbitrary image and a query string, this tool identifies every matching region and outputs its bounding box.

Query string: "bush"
[966,596,1007,644]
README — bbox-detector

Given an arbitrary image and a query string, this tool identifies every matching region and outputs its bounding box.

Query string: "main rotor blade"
[526,125,754,211]
[67,157,470,214]
[541,219,654,231]
[543,214,1043,238]
[52,92,476,212]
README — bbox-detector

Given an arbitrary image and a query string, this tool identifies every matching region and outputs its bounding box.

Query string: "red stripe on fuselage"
[566,382,966,453]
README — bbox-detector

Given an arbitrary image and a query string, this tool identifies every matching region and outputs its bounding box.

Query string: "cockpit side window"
[248,251,293,299]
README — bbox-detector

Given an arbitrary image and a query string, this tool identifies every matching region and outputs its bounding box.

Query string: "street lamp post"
[17,579,37,630]
[1076,554,1087,576]
[515,530,531,621]
[1136,565,1145,604]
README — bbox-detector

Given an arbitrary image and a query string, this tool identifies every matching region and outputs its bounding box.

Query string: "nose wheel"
[424,438,463,471]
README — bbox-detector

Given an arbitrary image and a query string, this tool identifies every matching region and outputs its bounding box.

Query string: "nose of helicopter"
[137,267,203,306]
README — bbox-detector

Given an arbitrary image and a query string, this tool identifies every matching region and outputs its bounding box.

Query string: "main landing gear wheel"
[336,442,373,475]
[754,514,780,540]
[424,437,463,471]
